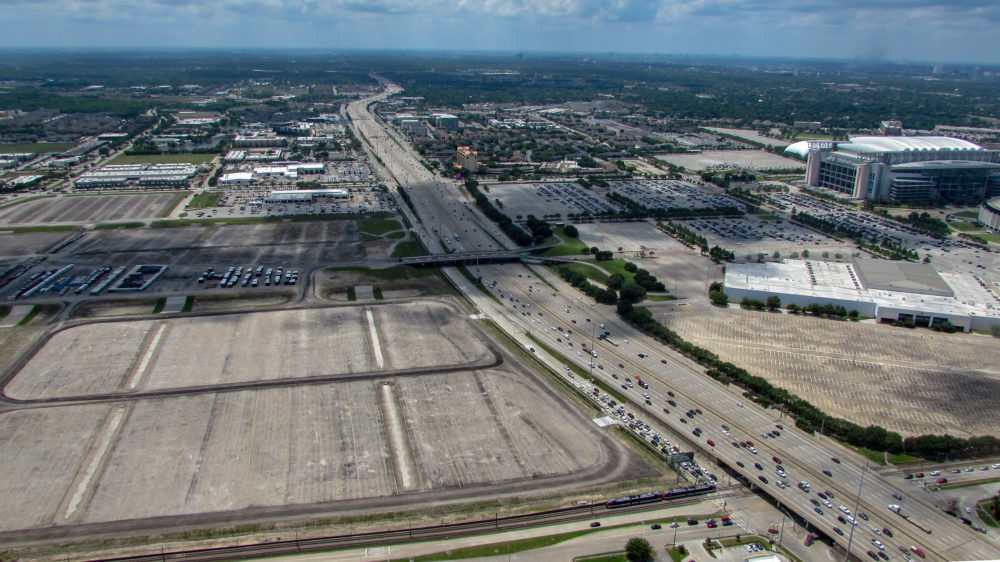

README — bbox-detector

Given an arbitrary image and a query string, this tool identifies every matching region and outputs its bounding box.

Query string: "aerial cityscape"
[1,12,1000,562]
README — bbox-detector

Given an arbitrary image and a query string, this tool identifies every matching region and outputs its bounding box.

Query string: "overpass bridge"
[398,244,559,267]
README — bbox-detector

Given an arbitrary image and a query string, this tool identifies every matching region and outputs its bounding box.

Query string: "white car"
[872,539,885,550]
[838,505,851,514]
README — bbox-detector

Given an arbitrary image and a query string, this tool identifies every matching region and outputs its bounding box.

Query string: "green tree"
[607,274,625,290]
[563,224,579,237]
[619,282,647,304]
[709,290,729,306]
[625,537,654,561]
[766,296,782,310]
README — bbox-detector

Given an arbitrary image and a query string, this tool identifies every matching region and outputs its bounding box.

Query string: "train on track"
[605,483,716,508]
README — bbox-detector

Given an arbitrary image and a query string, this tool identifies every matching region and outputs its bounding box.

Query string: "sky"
[1,0,998,65]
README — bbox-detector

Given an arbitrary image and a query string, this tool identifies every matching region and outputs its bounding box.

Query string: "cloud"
[0,0,995,63]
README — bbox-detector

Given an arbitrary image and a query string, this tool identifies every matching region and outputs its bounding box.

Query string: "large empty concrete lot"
[6,301,492,400]
[657,150,804,171]
[660,306,1000,437]
[0,298,647,534]
[0,193,180,225]
[0,371,616,530]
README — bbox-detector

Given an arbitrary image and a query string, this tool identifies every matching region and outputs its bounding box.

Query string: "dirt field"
[0,193,181,225]
[659,305,1000,437]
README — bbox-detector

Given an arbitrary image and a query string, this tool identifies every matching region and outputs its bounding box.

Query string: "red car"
[910,546,926,558]
[707,439,715,447]
[831,457,841,463]
[936,477,948,484]
[772,456,782,464]
[662,408,670,414]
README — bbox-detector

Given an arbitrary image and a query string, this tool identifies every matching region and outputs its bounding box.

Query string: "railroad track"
[97,492,735,561]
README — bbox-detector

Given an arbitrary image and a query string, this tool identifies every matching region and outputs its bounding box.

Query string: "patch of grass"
[976,232,1000,243]
[358,218,402,236]
[667,547,688,562]
[976,497,999,527]
[94,222,145,230]
[0,225,80,233]
[187,192,221,210]
[718,535,769,548]
[954,211,980,219]
[0,142,74,153]
[386,230,406,239]
[373,286,384,300]
[543,229,589,257]
[391,239,426,258]
[346,286,356,301]
[574,553,626,562]
[555,261,610,284]
[399,529,591,561]
[948,221,982,232]
[646,294,678,302]
[16,305,39,326]
[0,305,9,319]
[843,443,920,465]
[181,296,193,313]
[151,298,165,314]
[110,153,216,165]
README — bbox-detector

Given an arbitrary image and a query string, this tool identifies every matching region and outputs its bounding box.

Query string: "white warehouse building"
[724,259,1000,332]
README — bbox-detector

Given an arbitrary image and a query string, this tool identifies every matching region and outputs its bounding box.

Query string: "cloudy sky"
[1,0,997,64]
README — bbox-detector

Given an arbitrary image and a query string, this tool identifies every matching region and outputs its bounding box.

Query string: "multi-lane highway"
[347,86,1000,561]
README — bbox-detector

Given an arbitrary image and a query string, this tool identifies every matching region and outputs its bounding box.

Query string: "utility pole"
[844,463,868,562]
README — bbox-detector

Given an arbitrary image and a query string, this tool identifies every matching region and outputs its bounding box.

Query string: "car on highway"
[650,524,661,530]
[707,439,714,446]
[858,512,868,521]
[772,456,781,464]
[831,457,841,463]
[754,463,763,470]
[736,461,745,468]
[872,539,885,550]
[833,527,844,536]
[882,528,893,537]
[910,546,926,558]
[823,469,833,477]
[679,417,687,424]
[937,477,948,484]
[662,408,670,414]
[866,551,879,561]
[589,521,601,527]
[758,476,768,484]
[814,507,824,515]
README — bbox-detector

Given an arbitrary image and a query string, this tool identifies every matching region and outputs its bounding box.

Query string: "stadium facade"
[724,259,1000,332]
[785,137,1000,204]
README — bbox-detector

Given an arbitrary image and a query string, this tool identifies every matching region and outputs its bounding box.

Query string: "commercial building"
[979,196,1000,232]
[724,259,1000,332]
[432,113,459,131]
[786,136,1000,203]
[74,163,198,189]
[456,146,479,173]
[264,189,349,203]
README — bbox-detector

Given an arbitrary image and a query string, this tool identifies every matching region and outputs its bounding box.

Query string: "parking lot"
[658,150,804,172]
[489,182,622,219]
[609,179,745,211]
[660,305,1000,437]
[0,192,181,225]
[686,215,852,257]
[0,299,642,532]
[768,192,1000,275]
[6,301,490,399]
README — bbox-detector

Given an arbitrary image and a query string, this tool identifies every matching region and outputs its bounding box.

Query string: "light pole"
[844,463,868,562]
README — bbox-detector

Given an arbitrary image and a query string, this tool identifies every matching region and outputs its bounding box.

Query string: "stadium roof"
[784,136,987,158]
